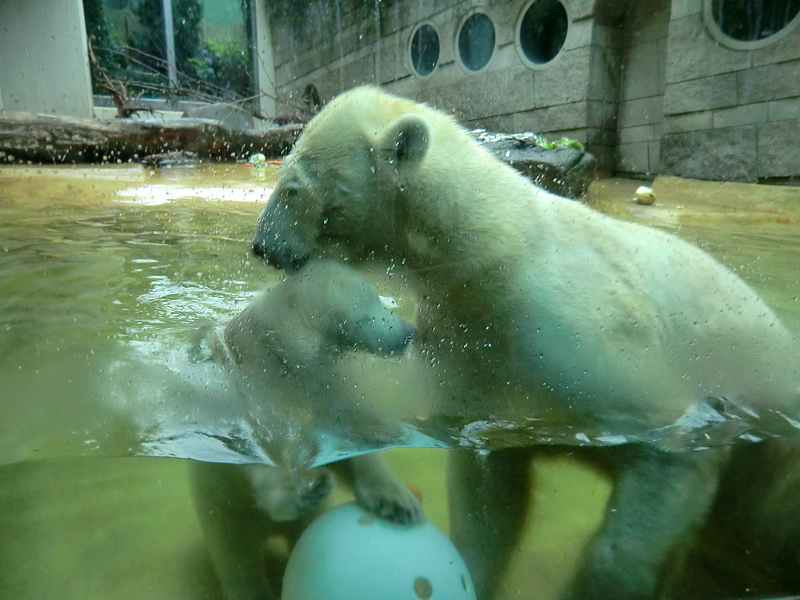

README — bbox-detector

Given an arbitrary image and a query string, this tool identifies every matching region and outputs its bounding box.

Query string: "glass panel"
[411,24,440,77]
[86,0,253,104]
[457,12,495,72]
[2,1,800,599]
[518,0,569,65]
[712,0,800,41]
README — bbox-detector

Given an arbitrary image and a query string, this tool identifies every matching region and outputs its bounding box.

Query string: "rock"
[474,130,598,199]
[140,150,201,168]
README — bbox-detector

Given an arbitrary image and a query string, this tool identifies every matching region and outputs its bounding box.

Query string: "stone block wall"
[614,0,670,176]
[660,1,800,182]
[266,0,622,171]
[584,15,624,174]
[264,0,800,181]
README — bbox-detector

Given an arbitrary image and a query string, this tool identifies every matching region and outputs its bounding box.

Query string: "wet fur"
[251,87,800,600]
[189,260,422,600]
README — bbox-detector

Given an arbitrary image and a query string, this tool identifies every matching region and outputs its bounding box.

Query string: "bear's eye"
[281,180,302,199]
[321,205,347,232]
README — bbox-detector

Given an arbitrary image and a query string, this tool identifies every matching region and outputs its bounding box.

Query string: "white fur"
[252,86,800,600]
[189,260,422,600]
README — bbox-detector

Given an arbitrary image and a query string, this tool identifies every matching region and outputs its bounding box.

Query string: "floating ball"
[283,502,476,600]
[247,153,267,167]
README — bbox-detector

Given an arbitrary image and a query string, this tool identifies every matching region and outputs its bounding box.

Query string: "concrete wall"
[265,0,800,182]
[614,0,669,176]
[660,0,800,182]
[3,0,794,181]
[0,0,94,118]
[266,0,625,171]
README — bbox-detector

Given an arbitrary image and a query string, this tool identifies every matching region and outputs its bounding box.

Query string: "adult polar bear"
[252,86,800,599]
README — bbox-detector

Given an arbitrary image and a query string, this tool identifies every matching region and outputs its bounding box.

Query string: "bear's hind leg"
[565,445,728,600]
[188,461,277,600]
[447,448,534,600]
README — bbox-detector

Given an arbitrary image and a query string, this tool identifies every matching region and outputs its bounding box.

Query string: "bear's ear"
[381,113,431,169]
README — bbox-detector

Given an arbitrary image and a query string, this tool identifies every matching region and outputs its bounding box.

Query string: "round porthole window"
[410,23,440,77]
[516,0,569,67]
[704,0,800,50]
[457,12,495,73]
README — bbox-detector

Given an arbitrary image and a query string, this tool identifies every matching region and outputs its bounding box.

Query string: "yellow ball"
[634,185,656,205]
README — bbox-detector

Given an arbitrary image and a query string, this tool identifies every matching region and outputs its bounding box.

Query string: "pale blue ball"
[283,501,476,600]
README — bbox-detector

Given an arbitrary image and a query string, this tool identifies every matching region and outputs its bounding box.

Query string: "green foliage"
[187,39,252,98]
[534,136,585,151]
[83,0,122,91]
[174,0,203,75]
[84,0,252,102]
[83,0,111,51]
[133,0,203,77]
[558,137,584,151]
[131,0,165,74]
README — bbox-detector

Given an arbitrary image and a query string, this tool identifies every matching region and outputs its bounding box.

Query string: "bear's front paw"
[295,469,336,512]
[355,478,425,526]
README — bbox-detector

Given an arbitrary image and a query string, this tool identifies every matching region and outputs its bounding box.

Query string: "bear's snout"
[251,236,308,272]
[252,200,311,272]
[375,318,416,357]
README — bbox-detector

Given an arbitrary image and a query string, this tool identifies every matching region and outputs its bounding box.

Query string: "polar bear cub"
[250,86,800,600]
[189,260,422,600]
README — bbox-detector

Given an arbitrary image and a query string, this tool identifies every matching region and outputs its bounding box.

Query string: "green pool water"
[1,165,799,599]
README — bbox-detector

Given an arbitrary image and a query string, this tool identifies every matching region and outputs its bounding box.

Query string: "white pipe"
[162,0,178,103]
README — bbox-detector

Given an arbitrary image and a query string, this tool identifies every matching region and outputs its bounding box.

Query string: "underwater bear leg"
[565,445,728,600]
[447,448,534,600]
[187,461,317,600]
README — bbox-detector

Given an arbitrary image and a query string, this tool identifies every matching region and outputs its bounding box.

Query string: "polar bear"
[188,260,422,600]
[250,86,800,600]
[669,437,800,598]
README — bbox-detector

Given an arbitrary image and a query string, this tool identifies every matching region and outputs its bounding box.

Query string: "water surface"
[1,166,800,599]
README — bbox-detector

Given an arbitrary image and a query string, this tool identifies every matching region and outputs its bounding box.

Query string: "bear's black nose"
[251,239,266,257]
[251,238,308,273]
